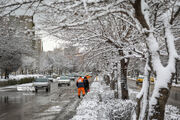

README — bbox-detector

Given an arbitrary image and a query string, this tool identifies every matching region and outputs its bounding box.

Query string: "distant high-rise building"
[1,15,43,73]
[7,15,42,54]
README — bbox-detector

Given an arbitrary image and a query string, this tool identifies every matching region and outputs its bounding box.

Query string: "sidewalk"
[71,76,180,120]
[71,76,135,120]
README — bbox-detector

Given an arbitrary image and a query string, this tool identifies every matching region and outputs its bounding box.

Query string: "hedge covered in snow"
[71,76,180,120]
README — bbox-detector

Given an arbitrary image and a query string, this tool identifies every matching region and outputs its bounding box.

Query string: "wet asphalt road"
[127,79,180,109]
[0,81,81,120]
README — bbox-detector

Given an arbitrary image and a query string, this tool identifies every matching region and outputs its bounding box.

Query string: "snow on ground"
[0,85,17,91]
[17,83,35,92]
[172,82,180,87]
[9,74,42,80]
[46,106,62,113]
[72,75,180,120]
[0,74,43,81]
[0,83,35,92]
[127,76,136,81]
[165,105,180,119]
[0,74,42,91]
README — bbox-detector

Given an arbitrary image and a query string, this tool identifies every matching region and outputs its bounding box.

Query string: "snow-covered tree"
[131,0,180,119]
[21,56,37,74]
[1,0,180,119]
[39,48,79,75]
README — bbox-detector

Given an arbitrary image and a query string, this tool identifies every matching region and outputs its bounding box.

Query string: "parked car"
[136,75,155,84]
[68,74,76,81]
[46,75,54,82]
[57,76,71,87]
[33,78,50,92]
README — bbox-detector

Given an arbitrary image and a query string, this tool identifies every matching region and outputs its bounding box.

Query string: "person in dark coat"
[83,76,89,94]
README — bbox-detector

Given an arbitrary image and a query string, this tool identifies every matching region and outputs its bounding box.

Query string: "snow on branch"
[163,13,179,72]
[0,0,40,9]
[51,8,132,30]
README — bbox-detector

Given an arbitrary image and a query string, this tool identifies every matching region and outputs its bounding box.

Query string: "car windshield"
[60,76,69,80]
[138,77,144,79]
[35,78,48,82]
[46,76,51,78]
[68,75,73,77]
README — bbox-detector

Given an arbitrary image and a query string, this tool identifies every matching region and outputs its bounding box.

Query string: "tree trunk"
[175,61,178,84]
[149,85,171,120]
[110,79,116,90]
[5,70,9,79]
[104,75,110,85]
[21,69,24,74]
[119,50,129,100]
[1,72,3,79]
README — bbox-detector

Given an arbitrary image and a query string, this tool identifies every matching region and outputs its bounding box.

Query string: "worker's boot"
[78,96,80,99]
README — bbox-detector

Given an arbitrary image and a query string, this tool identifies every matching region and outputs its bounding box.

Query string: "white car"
[46,75,54,82]
[33,78,50,92]
[57,76,71,87]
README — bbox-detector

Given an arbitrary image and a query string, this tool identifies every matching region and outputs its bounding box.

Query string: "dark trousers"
[85,87,89,94]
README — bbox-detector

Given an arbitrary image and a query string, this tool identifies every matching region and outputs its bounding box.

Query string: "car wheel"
[58,84,61,87]
[136,81,139,85]
[35,88,38,93]
[46,88,49,92]
[67,83,70,86]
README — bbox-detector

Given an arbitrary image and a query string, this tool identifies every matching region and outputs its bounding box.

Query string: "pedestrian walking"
[83,76,89,94]
[76,76,85,98]
[85,75,91,79]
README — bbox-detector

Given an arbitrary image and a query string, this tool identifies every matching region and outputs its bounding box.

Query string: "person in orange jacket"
[85,75,91,79]
[76,76,85,98]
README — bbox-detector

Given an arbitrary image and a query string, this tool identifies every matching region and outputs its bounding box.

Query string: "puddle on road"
[0,91,52,120]
[0,82,61,120]
[0,92,34,104]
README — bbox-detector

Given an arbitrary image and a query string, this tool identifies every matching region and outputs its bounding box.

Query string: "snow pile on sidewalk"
[72,76,180,120]
[172,83,180,87]
[127,76,136,81]
[71,76,135,120]
[17,83,35,92]
[165,105,180,119]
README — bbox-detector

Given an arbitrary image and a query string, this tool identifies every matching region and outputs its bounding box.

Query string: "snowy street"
[0,81,81,120]
[1,0,180,119]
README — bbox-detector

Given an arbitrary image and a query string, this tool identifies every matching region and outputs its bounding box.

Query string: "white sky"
[40,32,68,52]
[40,33,61,52]
[42,38,57,51]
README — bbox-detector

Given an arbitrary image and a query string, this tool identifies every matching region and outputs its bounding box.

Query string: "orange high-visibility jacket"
[76,77,84,88]
[86,75,91,79]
